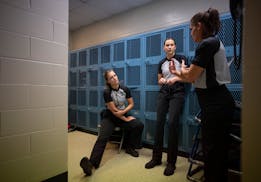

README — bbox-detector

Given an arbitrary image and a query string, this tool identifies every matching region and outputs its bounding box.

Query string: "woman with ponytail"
[172,8,235,182]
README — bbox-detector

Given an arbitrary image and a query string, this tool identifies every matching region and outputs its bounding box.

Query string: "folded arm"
[106,97,135,122]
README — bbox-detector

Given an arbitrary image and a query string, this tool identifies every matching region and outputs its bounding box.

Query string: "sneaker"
[125,148,139,157]
[80,157,93,176]
[163,163,176,176]
[145,159,162,169]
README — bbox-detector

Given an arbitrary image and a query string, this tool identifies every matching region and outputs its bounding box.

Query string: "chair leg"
[118,130,124,153]
[97,124,125,154]
[187,124,204,182]
[97,124,101,140]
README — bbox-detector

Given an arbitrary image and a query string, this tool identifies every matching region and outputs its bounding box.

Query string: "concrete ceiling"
[69,0,156,31]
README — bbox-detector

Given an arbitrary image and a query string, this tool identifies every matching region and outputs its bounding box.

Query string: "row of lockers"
[68,13,242,152]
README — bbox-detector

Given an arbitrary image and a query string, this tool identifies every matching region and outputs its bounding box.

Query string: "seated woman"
[80,69,144,176]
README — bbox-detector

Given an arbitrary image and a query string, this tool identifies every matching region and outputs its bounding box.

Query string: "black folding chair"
[187,101,242,181]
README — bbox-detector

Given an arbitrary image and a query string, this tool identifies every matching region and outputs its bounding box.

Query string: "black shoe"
[125,148,139,157]
[145,159,162,169]
[163,163,176,176]
[135,144,143,149]
[80,157,93,176]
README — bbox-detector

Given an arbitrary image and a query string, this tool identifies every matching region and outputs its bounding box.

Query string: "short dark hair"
[164,38,176,45]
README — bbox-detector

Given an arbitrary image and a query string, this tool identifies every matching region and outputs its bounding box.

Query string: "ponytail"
[191,8,221,38]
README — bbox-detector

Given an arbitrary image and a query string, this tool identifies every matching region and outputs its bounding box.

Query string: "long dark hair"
[191,8,221,38]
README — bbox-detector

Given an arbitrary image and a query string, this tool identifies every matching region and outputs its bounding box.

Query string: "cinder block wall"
[0,0,68,181]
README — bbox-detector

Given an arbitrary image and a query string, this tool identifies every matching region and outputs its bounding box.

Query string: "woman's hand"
[159,77,167,85]
[124,116,136,122]
[171,59,188,76]
[181,59,187,68]
[166,77,181,85]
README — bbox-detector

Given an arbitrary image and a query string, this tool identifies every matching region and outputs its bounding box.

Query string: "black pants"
[89,109,144,168]
[152,91,184,165]
[196,85,235,182]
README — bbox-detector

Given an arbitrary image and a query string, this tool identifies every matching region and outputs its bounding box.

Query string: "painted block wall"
[0,0,68,181]
[70,0,230,50]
